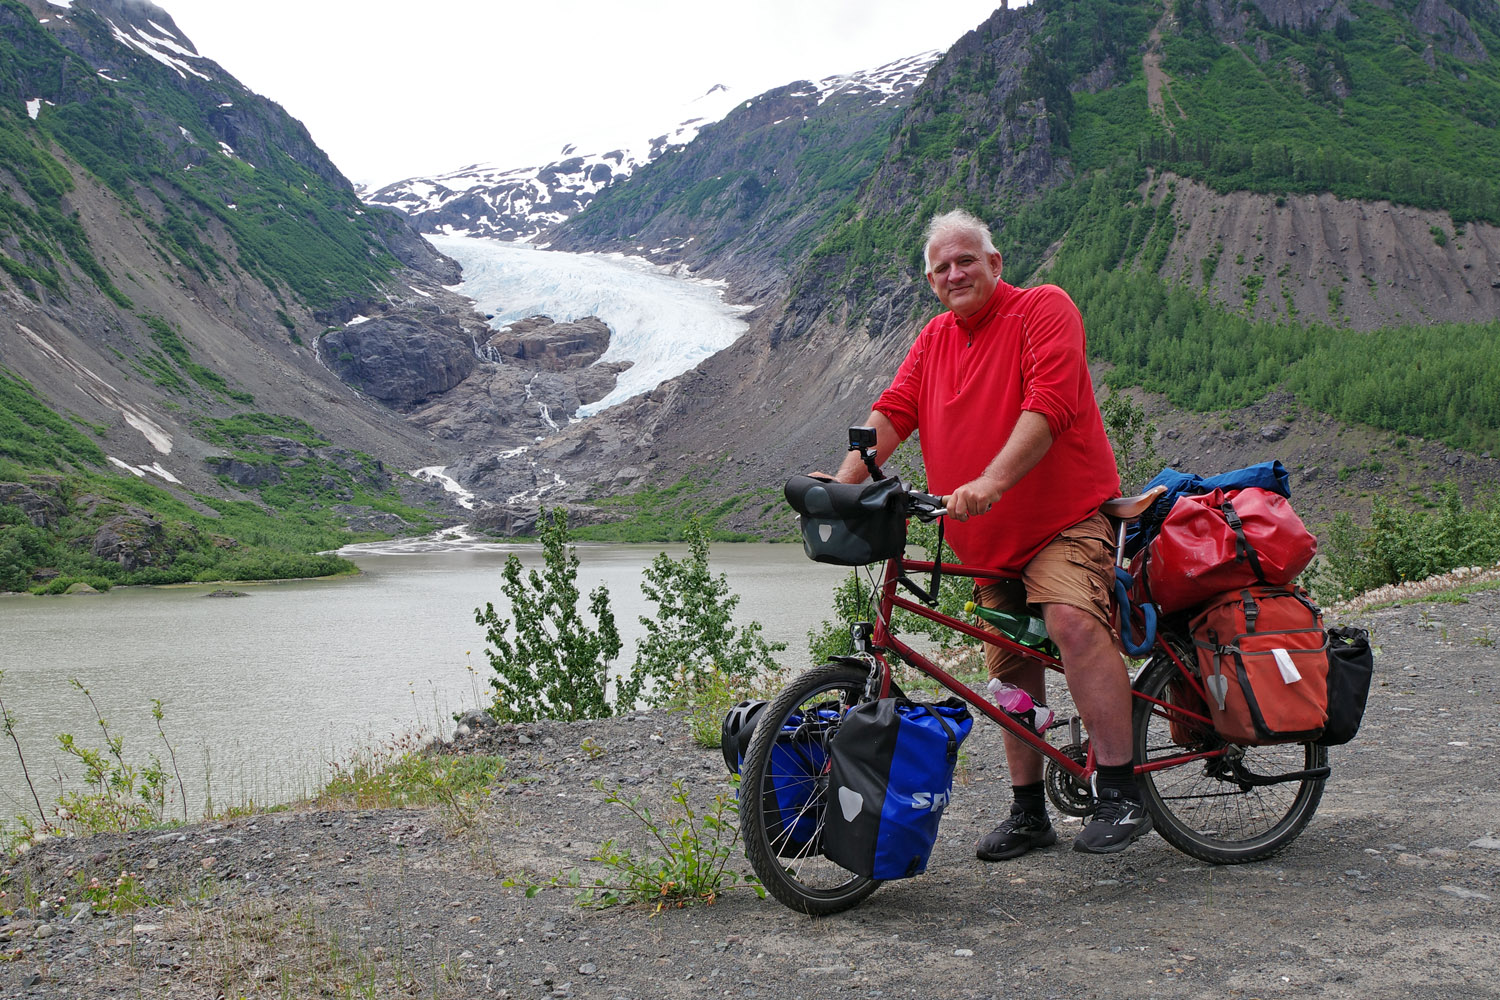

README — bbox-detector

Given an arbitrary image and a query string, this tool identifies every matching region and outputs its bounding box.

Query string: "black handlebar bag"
[785,475,907,566]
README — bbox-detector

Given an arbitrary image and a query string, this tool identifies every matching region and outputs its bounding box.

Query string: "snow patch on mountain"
[363,51,939,242]
[104,15,211,81]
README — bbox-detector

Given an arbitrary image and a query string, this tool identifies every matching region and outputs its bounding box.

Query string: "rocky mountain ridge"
[361,51,941,245]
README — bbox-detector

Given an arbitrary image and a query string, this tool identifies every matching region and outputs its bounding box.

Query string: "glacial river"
[0,542,846,824]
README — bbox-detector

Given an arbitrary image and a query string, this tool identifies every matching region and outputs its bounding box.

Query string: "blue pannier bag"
[824,698,974,880]
[736,703,841,857]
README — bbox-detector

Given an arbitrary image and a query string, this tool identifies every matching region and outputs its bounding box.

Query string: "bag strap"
[925,703,961,763]
[897,515,945,607]
[1221,500,1269,585]
[1241,588,1260,631]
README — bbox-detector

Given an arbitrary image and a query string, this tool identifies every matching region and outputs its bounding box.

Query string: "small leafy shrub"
[1101,386,1162,492]
[52,680,182,835]
[617,517,784,711]
[681,665,754,750]
[74,870,156,914]
[1311,485,1500,601]
[475,508,620,722]
[318,743,504,829]
[519,780,762,909]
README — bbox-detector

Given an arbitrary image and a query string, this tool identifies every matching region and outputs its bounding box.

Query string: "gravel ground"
[1,590,1497,999]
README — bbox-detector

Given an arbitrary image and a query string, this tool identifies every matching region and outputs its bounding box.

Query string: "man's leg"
[1026,513,1152,855]
[1043,605,1133,767]
[973,582,1057,862]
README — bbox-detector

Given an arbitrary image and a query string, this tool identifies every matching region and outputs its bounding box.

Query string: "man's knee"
[1043,603,1113,656]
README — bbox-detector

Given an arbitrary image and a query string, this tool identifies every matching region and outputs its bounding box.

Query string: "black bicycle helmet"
[720,699,768,774]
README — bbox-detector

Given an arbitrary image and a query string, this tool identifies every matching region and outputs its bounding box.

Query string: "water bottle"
[963,601,1059,657]
[986,678,1055,735]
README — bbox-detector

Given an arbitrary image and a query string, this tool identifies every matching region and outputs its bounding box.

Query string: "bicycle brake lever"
[907,491,946,520]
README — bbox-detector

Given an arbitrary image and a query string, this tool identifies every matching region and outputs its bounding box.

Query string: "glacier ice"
[427,234,750,418]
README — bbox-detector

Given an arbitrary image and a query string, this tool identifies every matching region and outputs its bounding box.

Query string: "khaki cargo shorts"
[975,509,1117,681]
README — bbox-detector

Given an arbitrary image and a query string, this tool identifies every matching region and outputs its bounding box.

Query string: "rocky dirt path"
[2,591,1497,999]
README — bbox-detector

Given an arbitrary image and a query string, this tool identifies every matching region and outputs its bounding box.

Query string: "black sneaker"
[1073,787,1153,854]
[975,805,1057,861]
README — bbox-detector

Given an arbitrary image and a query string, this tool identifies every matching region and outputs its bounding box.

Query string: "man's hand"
[945,476,1004,522]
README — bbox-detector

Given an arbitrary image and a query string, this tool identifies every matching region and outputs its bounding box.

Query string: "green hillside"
[0,0,451,592]
[784,0,1500,450]
[0,0,400,310]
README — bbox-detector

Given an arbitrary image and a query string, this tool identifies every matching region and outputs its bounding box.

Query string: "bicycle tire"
[739,662,880,914]
[1133,651,1327,864]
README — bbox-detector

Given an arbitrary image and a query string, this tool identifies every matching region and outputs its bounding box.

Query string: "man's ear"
[989,252,1004,276]
[926,271,939,295]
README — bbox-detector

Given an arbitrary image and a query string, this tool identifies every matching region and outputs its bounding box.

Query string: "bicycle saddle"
[1100,485,1167,522]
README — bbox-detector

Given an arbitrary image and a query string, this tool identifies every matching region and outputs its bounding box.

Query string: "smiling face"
[925,231,1003,319]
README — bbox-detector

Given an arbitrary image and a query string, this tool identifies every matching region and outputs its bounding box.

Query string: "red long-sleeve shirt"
[874,280,1120,574]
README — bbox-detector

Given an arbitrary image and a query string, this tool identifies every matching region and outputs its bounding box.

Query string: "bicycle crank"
[1044,741,1094,817]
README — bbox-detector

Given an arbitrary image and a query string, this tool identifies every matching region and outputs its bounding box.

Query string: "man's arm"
[945,410,1053,519]
[832,410,905,483]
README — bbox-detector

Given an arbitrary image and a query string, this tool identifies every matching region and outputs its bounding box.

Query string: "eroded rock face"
[89,512,167,571]
[1411,0,1488,62]
[484,316,611,370]
[319,315,477,406]
[0,482,65,528]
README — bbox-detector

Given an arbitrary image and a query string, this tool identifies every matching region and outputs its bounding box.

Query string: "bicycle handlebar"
[903,489,946,521]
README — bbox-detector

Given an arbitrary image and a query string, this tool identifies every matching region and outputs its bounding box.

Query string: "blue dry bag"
[823,698,974,880]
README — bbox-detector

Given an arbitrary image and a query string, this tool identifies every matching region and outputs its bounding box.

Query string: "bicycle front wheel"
[739,662,879,915]
[1133,652,1326,864]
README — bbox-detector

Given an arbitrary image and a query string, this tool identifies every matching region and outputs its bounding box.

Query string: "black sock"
[1095,762,1138,799]
[1012,781,1047,819]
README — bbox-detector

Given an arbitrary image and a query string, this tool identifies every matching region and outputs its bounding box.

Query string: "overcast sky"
[148,0,1009,188]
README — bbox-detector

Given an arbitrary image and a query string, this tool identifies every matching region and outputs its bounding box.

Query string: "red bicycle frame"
[857,553,1223,784]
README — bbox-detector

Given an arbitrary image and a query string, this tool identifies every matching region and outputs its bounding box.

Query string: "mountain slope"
[358,83,749,242]
[530,0,1500,535]
[0,0,486,589]
[367,51,942,295]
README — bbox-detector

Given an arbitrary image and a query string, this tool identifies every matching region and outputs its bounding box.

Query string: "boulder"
[485,316,612,370]
[204,457,283,487]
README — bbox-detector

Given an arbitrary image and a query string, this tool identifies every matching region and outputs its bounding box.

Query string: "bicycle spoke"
[1134,654,1325,864]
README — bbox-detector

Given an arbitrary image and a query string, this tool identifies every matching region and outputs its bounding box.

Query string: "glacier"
[426,234,751,418]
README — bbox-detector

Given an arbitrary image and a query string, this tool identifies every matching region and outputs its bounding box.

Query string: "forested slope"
[547,0,1500,534]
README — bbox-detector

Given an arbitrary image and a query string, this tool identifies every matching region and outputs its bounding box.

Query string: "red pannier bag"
[1190,586,1330,745]
[1135,487,1316,614]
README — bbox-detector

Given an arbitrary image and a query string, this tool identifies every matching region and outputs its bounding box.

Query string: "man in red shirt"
[831,209,1150,857]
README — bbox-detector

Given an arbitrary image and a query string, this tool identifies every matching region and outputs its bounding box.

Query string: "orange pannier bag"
[1190,586,1329,745]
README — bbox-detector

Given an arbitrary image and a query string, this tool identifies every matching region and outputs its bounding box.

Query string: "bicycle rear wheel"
[739,662,879,914]
[1133,651,1326,864]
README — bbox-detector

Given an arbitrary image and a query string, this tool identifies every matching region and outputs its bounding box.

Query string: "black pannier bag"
[1317,626,1375,747]
[785,474,907,566]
